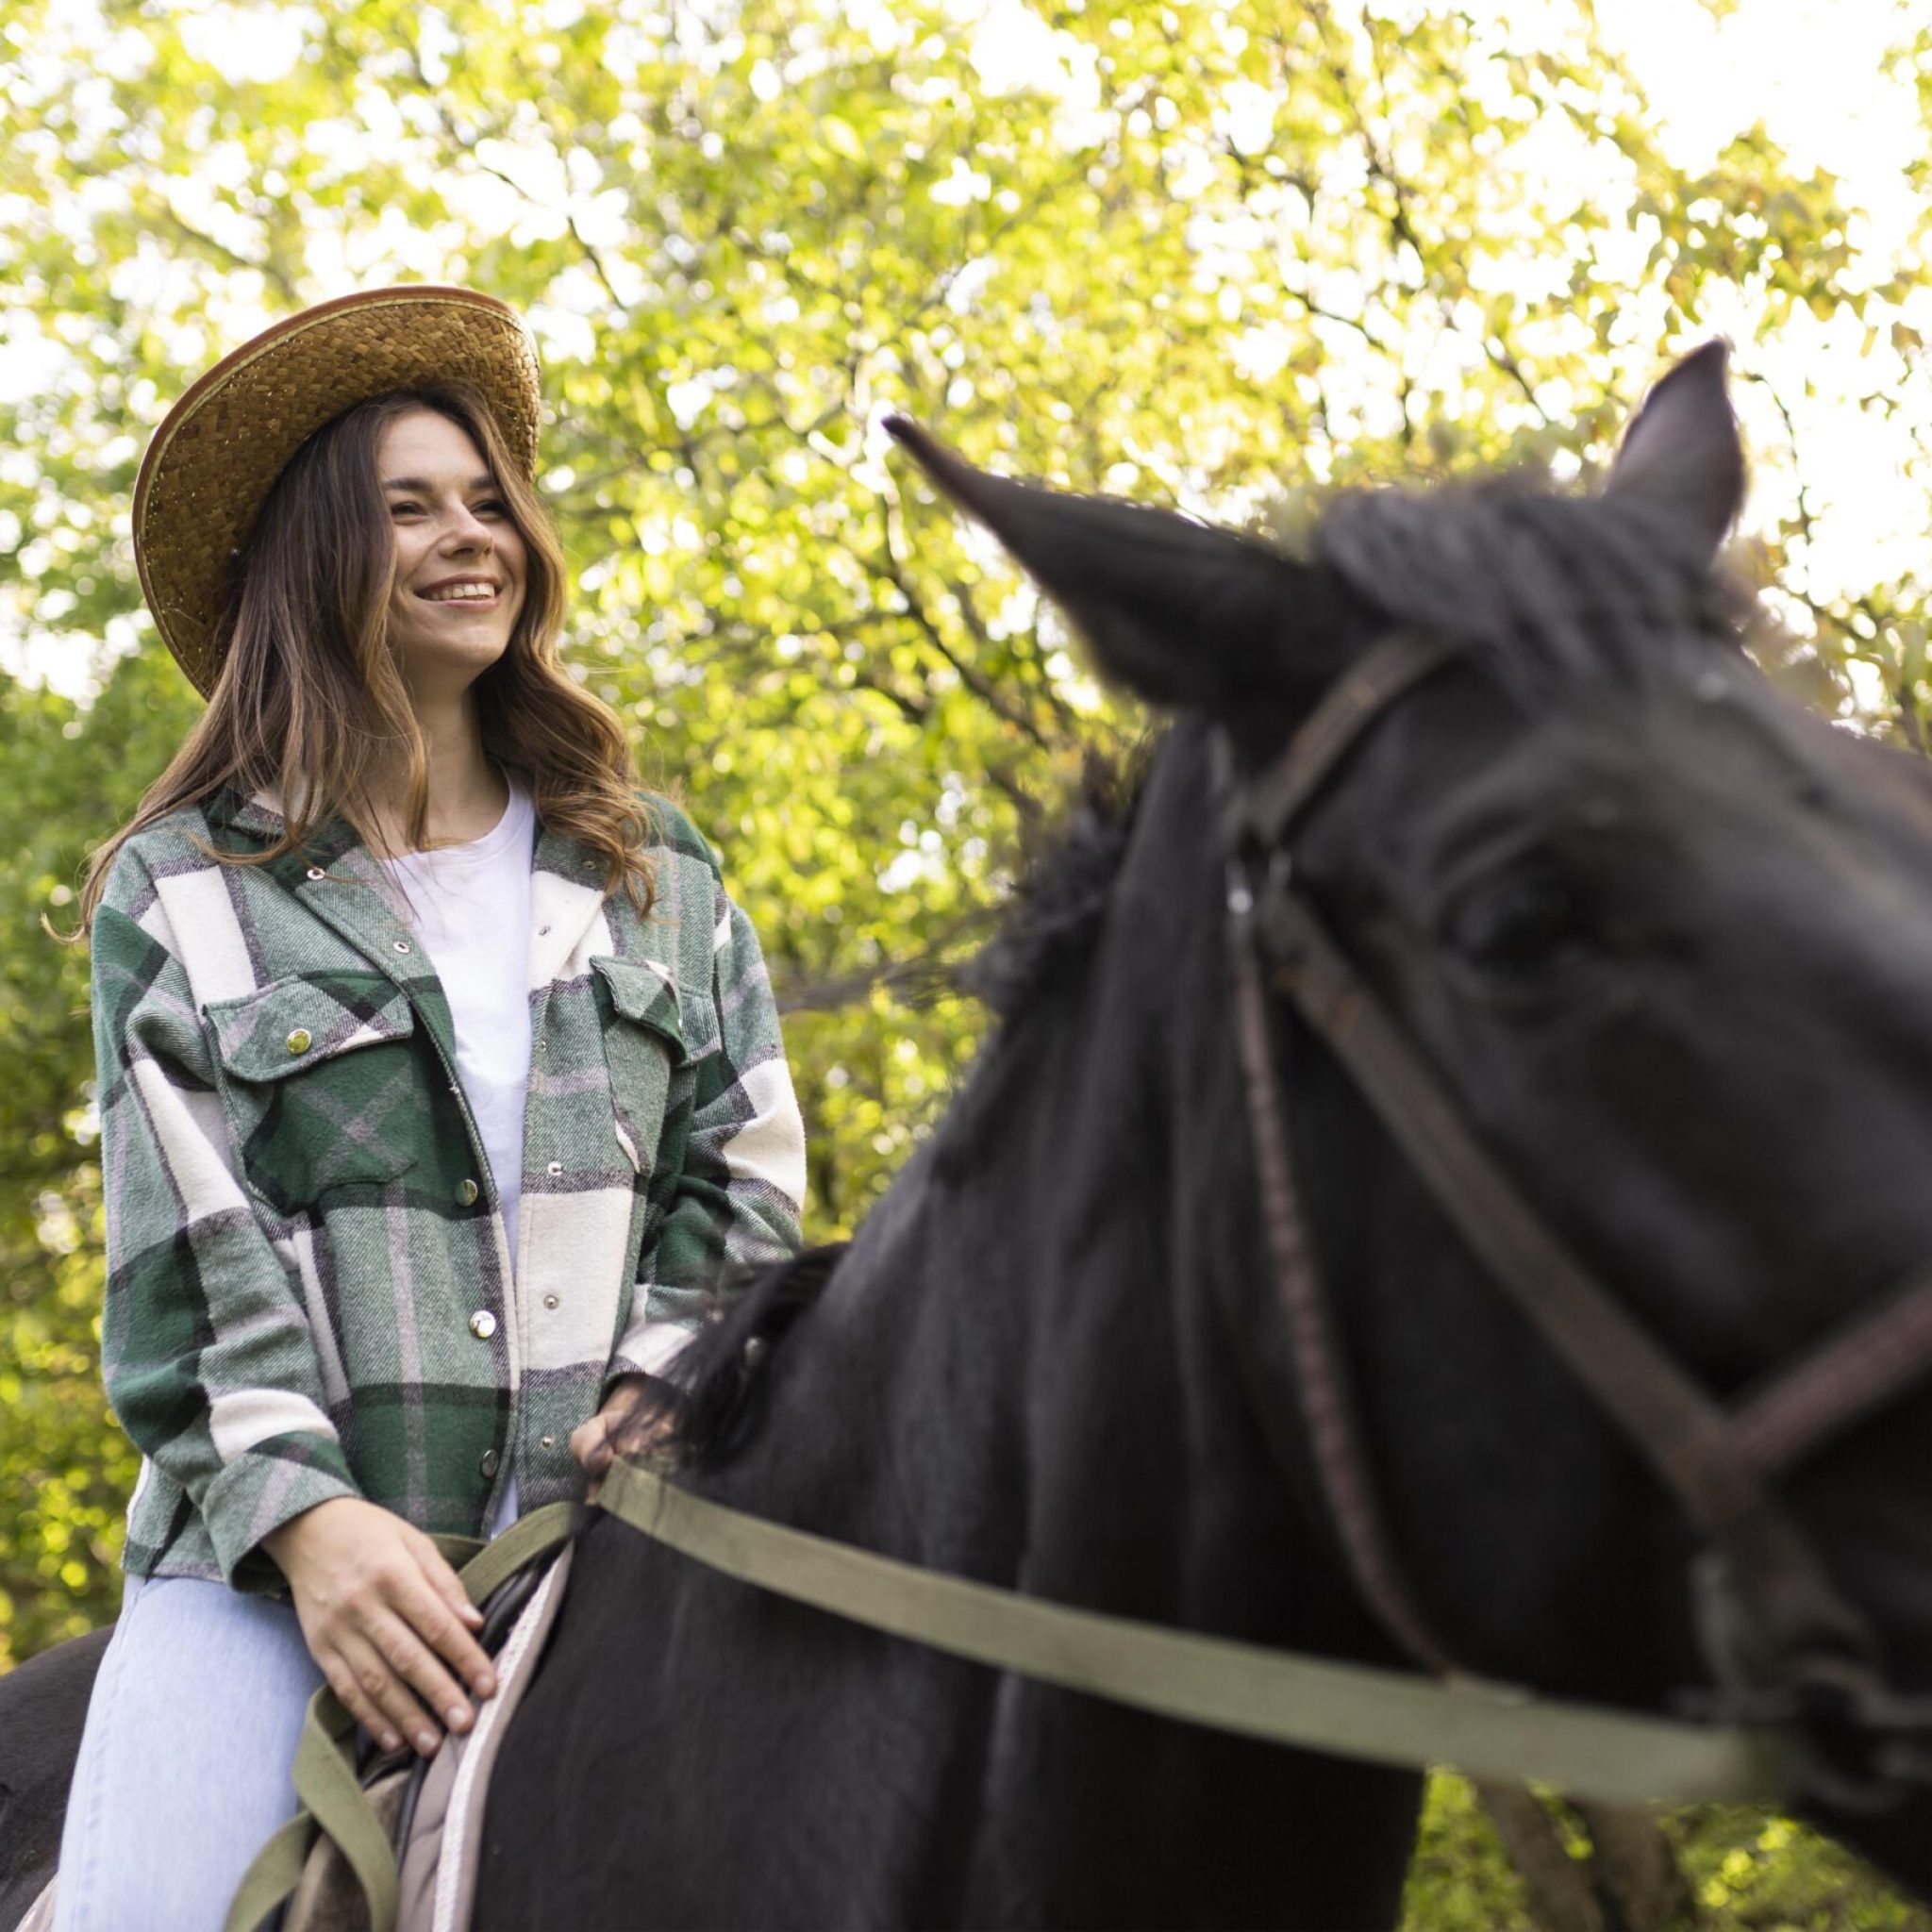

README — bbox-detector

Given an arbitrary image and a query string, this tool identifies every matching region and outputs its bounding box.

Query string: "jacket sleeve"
[605,871,806,1385]
[91,847,362,1591]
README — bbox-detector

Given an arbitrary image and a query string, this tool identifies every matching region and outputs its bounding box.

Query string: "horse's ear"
[1603,341,1744,561]
[884,417,1352,712]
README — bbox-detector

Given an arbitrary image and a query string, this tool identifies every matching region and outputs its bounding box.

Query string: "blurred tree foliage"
[4,0,1932,1919]
[1404,1779,1932,1931]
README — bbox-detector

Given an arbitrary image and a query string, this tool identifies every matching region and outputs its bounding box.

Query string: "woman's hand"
[570,1374,676,1497]
[264,1495,496,1758]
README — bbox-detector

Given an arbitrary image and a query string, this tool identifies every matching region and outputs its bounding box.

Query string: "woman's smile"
[418,575,503,608]
[380,407,529,686]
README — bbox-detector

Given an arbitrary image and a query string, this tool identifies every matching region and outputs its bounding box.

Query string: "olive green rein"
[227,1462,1793,1932]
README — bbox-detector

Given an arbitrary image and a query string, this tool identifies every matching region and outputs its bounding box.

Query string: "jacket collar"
[205,783,618,1028]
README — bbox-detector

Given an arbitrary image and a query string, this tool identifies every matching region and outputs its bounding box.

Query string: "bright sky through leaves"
[3,0,1928,706]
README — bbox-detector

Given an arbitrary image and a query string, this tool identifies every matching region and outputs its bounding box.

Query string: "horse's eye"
[1450,873,1589,971]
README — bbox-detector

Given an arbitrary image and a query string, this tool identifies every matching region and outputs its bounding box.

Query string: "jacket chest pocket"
[591,955,713,1178]
[206,971,422,1214]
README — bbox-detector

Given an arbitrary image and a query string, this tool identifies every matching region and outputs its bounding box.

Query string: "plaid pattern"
[91,784,804,1593]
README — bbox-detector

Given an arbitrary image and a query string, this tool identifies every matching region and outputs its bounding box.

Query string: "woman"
[55,286,807,1928]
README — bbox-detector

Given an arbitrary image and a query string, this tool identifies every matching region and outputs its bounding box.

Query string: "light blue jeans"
[52,1571,324,1932]
[54,1474,520,1931]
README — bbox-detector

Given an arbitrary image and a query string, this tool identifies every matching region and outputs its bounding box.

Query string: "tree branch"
[774,905,1001,1014]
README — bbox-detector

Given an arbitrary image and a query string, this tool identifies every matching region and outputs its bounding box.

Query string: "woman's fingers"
[572,1375,653,1478]
[414,1529,486,1632]
[571,1411,625,1502]
[625,1405,675,1454]
[330,1631,442,1757]
[274,1498,505,1755]
[319,1649,404,1756]
[569,1419,602,1500]
[391,1549,494,1700]
[408,1528,490,1647]
[570,1411,616,1474]
[321,1571,493,1759]
[567,1423,603,1504]
[363,1607,476,1742]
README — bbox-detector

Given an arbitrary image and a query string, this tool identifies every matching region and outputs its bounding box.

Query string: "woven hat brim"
[133,285,543,698]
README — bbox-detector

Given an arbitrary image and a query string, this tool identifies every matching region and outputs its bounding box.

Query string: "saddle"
[235,1505,580,1932]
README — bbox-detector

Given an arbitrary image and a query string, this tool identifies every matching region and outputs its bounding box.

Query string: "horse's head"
[888,356,1932,1884]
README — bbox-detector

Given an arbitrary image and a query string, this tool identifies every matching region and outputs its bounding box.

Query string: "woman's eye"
[1451,874,1590,971]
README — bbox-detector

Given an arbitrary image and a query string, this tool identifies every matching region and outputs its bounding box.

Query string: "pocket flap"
[207,971,417,1084]
[591,955,692,1059]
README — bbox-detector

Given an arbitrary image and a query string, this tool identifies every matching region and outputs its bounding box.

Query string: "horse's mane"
[961,748,1150,1022]
[1313,477,1752,697]
[621,1242,850,1467]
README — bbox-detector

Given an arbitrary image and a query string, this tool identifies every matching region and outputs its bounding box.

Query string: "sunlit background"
[5,0,1929,707]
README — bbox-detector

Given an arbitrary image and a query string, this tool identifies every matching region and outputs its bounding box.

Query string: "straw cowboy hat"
[133,284,544,697]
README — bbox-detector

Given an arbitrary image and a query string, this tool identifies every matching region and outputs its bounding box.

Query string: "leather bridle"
[1220,625,1932,1810]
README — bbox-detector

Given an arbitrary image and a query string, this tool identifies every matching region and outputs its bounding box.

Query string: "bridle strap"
[1732,1262,1932,1475]
[1229,922,1457,1675]
[1259,884,1876,1669]
[1229,629,1461,851]
[1221,625,1883,1690]
[1269,890,1768,1540]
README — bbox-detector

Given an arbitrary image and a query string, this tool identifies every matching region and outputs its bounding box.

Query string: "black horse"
[474,349,1932,1927]
[12,348,1932,1929]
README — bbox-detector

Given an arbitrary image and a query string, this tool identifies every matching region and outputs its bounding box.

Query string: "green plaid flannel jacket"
[90,783,804,1592]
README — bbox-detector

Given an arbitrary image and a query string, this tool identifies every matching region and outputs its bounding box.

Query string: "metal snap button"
[285,1028,312,1055]
[393,940,411,954]
[479,1447,500,1477]
[455,1178,479,1206]
[305,866,325,882]
[542,1293,559,1310]
[540,1434,555,1450]
[468,1308,497,1341]
[546,1160,563,1176]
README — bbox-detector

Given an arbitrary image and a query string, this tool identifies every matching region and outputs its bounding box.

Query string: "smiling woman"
[37,286,807,1929]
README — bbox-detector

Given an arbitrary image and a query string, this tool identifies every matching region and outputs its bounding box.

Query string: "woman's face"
[378,407,528,700]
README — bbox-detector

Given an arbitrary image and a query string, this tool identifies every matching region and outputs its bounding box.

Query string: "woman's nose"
[443,505,494,552]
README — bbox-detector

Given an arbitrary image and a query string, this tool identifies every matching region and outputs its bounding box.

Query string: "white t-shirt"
[380,776,536,1534]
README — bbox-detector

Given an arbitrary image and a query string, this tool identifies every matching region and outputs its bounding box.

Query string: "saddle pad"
[419,1542,573,1932]
[281,1543,574,1932]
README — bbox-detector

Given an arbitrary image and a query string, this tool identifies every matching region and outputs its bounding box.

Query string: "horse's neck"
[716,788,1367,1658]
[484,752,1425,1932]
[701,1008,1113,1586]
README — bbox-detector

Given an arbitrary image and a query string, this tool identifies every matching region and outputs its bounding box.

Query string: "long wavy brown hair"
[73,380,654,935]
